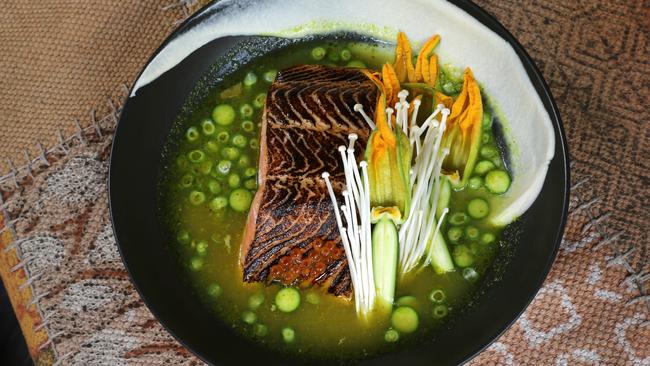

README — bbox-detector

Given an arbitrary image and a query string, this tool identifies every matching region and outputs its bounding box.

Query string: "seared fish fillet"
[240,65,377,297]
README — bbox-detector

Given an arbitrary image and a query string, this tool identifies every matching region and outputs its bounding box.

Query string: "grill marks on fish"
[240,65,377,297]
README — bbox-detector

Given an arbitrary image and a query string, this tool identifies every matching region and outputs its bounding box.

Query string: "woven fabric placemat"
[1,0,648,365]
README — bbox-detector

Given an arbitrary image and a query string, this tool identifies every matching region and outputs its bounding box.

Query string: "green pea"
[244,179,257,190]
[468,176,483,190]
[311,46,326,60]
[201,119,216,136]
[481,232,496,244]
[217,160,232,175]
[176,156,189,170]
[179,174,194,188]
[199,160,212,175]
[187,150,205,163]
[281,327,295,343]
[190,257,204,271]
[242,310,257,324]
[480,145,498,159]
[240,104,253,118]
[241,120,254,132]
[189,191,206,206]
[209,196,228,212]
[254,323,268,337]
[244,167,257,178]
[453,245,474,267]
[228,173,241,188]
[232,134,247,148]
[207,283,222,298]
[384,329,399,343]
[340,49,352,61]
[238,155,251,168]
[346,60,366,68]
[176,230,190,245]
[305,291,320,305]
[217,131,230,143]
[196,240,208,256]
[212,104,236,126]
[249,138,260,149]
[207,180,223,195]
[229,189,253,212]
[243,72,258,87]
[186,126,200,143]
[248,293,265,310]
[205,141,220,154]
[222,147,241,160]
[253,93,266,109]
[263,69,278,83]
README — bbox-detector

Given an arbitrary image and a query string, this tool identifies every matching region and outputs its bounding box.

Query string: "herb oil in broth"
[162,38,508,359]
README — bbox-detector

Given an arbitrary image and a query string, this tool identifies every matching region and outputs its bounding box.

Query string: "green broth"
[162,38,509,359]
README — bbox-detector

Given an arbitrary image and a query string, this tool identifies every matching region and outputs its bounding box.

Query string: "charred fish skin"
[240,65,377,297]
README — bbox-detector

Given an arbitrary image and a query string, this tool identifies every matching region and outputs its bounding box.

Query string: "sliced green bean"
[232,134,247,148]
[243,72,258,87]
[432,304,448,319]
[249,138,260,149]
[240,104,253,118]
[480,145,498,159]
[217,131,230,143]
[188,150,205,163]
[241,120,254,132]
[188,191,206,206]
[447,227,463,243]
[254,324,268,337]
[448,212,469,226]
[305,291,320,305]
[209,196,228,212]
[201,119,216,136]
[217,160,232,175]
[429,289,446,303]
[340,49,352,61]
[212,104,236,126]
[238,155,251,168]
[205,141,220,154]
[179,174,194,188]
[186,126,200,143]
[199,161,212,175]
[311,46,326,60]
[253,93,266,109]
[465,226,480,240]
[481,132,491,144]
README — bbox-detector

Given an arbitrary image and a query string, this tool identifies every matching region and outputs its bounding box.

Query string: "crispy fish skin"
[240,65,377,297]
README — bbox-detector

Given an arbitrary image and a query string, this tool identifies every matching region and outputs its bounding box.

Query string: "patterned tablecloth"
[0,1,648,365]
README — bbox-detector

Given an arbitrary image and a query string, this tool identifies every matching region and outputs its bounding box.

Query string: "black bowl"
[109,1,569,365]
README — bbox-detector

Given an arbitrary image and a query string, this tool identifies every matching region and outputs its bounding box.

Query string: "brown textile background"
[0,0,648,365]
